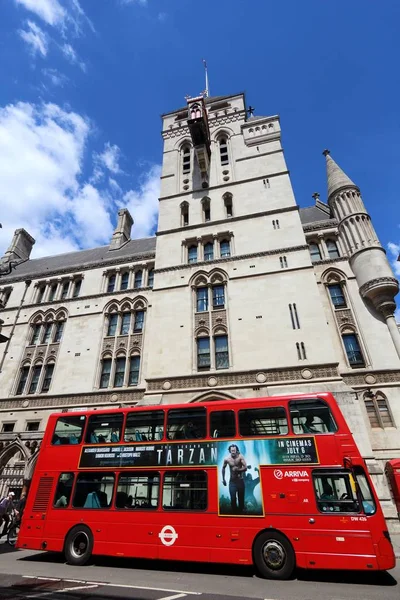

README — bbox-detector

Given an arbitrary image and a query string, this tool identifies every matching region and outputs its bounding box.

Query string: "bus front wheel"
[64,525,93,566]
[253,531,295,580]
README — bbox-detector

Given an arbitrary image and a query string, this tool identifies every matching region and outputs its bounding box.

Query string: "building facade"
[1,92,400,530]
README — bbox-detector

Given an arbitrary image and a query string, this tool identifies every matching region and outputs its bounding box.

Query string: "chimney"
[2,228,35,263]
[109,208,133,251]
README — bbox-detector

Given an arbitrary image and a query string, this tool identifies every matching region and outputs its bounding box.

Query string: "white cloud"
[18,21,49,57]
[61,42,86,70]
[121,0,148,5]
[42,67,69,87]
[388,242,400,277]
[15,0,66,27]
[98,143,122,175]
[0,101,160,258]
[123,165,161,239]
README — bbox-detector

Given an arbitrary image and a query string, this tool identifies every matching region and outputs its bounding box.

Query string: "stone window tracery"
[192,270,230,372]
[99,298,146,389]
[14,308,66,396]
[364,391,395,429]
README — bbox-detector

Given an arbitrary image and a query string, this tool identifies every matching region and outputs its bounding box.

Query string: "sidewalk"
[391,532,400,558]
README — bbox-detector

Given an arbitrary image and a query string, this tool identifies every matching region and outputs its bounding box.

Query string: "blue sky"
[0,0,399,282]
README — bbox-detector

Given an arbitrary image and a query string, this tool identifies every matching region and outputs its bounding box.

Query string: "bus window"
[354,466,377,515]
[85,413,123,444]
[52,415,86,445]
[210,410,236,438]
[73,472,114,509]
[116,472,159,509]
[167,408,206,440]
[162,471,207,511]
[313,471,360,513]
[239,407,288,436]
[289,399,338,434]
[124,410,164,442]
[53,473,74,508]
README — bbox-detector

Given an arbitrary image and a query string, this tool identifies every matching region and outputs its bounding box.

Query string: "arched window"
[219,137,229,166]
[202,197,211,222]
[42,363,55,393]
[114,356,126,387]
[28,364,42,394]
[181,202,189,227]
[220,240,230,258]
[107,274,116,293]
[204,242,214,261]
[129,355,141,386]
[16,366,30,395]
[182,145,191,174]
[309,242,322,263]
[120,271,129,291]
[342,332,365,367]
[223,193,233,218]
[100,358,112,389]
[134,270,143,289]
[326,239,340,259]
[364,391,395,429]
[107,313,118,336]
[148,269,154,288]
[188,245,198,264]
[328,283,346,308]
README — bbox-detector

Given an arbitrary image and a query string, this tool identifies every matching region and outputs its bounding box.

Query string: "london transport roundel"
[158,525,178,546]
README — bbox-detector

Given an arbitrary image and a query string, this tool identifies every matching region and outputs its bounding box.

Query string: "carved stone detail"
[359,277,399,297]
[335,309,355,327]
[342,370,400,386]
[0,390,144,410]
[130,335,142,350]
[102,339,114,353]
[147,365,339,392]
[116,336,128,349]
[212,310,227,329]
[195,313,210,331]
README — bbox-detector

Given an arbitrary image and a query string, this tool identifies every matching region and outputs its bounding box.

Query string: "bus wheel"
[253,531,295,580]
[64,525,93,566]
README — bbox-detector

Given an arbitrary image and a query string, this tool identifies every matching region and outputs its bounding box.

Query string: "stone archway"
[0,439,30,499]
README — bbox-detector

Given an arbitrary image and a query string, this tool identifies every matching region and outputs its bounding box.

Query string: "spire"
[323,149,358,199]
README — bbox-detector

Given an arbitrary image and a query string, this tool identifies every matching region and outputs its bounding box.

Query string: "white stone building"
[1,92,400,530]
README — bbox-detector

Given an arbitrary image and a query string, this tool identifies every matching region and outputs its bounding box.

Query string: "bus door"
[111,471,160,559]
[157,470,211,562]
[301,469,376,569]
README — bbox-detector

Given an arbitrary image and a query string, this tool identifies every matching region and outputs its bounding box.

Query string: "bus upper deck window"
[239,407,288,437]
[289,399,337,435]
[125,410,165,442]
[85,413,124,444]
[210,410,236,438]
[167,408,206,440]
[52,415,86,445]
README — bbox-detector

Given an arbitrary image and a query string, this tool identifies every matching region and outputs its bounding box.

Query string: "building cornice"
[156,205,299,237]
[0,388,145,412]
[302,219,338,232]
[154,245,310,274]
[0,251,156,286]
[312,256,348,266]
[341,369,400,387]
[159,171,290,202]
[146,363,341,393]
[236,148,283,163]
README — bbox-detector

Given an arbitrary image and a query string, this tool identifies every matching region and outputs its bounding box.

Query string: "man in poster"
[222,444,247,514]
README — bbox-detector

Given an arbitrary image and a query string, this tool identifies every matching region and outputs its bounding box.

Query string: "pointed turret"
[322,150,400,358]
[323,149,358,199]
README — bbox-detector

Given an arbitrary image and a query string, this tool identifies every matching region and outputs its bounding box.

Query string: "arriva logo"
[274,469,308,479]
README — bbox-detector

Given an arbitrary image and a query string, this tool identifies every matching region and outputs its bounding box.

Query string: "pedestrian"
[0,492,15,536]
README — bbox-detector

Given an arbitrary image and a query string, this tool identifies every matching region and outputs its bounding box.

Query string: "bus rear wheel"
[64,525,93,566]
[253,531,295,580]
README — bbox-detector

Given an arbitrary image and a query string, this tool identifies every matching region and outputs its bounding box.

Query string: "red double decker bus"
[17,392,395,579]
